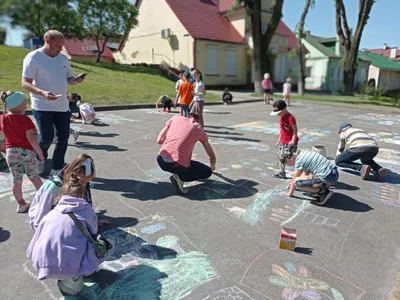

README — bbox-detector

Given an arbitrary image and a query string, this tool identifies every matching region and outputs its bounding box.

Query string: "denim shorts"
[295,167,339,188]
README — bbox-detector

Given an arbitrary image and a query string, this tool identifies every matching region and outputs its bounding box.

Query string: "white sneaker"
[82,119,86,124]
[169,174,188,194]
[16,201,30,213]
[71,130,80,143]
[49,169,62,176]
[57,276,84,295]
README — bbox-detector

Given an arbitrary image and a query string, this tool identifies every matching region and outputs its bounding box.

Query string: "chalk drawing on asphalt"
[349,113,400,125]
[95,113,138,124]
[209,138,270,152]
[203,286,255,300]
[0,172,36,202]
[240,249,366,300]
[232,121,331,143]
[369,132,400,146]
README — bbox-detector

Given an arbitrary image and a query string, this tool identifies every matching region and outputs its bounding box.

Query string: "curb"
[0,98,264,115]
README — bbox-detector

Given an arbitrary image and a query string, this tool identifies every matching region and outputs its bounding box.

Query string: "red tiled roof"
[218,0,243,12]
[368,48,400,58]
[64,39,115,61]
[276,20,298,50]
[165,0,246,44]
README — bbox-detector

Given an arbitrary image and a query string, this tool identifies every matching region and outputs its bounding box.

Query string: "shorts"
[264,89,272,94]
[6,147,39,183]
[278,143,297,160]
[295,167,339,188]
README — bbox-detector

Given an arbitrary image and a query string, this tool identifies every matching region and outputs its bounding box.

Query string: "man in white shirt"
[22,30,85,175]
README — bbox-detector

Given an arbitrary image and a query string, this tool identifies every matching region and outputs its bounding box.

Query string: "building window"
[305,67,312,77]
[337,67,341,79]
[331,68,335,77]
[225,48,238,76]
[206,45,219,75]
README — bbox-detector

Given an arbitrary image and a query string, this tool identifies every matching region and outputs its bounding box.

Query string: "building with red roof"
[62,39,115,62]
[119,0,302,86]
[368,44,400,63]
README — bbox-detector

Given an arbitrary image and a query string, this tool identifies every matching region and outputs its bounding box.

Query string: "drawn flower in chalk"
[268,262,330,300]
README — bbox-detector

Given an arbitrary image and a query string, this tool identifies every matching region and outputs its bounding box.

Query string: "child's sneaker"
[360,165,371,180]
[170,174,188,194]
[57,276,84,295]
[313,188,333,206]
[16,201,30,213]
[273,171,287,179]
[71,130,80,143]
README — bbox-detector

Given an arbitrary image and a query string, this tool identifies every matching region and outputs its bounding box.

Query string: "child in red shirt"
[0,91,44,213]
[270,100,299,179]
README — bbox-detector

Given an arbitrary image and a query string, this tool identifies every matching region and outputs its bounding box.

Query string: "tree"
[0,27,6,45]
[296,0,314,96]
[334,0,375,95]
[4,0,84,43]
[77,0,138,63]
[235,0,284,93]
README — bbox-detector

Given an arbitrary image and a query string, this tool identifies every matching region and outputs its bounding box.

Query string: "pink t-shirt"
[262,79,271,89]
[159,116,208,168]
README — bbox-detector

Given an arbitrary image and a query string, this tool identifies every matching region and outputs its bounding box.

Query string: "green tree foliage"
[4,0,84,42]
[77,0,138,63]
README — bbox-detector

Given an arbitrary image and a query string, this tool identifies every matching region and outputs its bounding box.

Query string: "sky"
[1,0,398,50]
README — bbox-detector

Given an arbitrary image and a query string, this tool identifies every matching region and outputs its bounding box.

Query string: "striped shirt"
[159,116,208,168]
[295,151,336,178]
[338,127,378,153]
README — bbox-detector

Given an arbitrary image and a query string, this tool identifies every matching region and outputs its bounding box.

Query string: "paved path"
[0,101,399,300]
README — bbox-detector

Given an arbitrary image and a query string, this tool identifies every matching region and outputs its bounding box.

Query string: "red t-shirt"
[0,114,36,151]
[279,113,299,144]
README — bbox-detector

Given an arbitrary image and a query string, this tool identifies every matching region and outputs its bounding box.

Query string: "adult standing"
[335,122,386,180]
[22,30,85,175]
[156,113,216,194]
[190,69,206,127]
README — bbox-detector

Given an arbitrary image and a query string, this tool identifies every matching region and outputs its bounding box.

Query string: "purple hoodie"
[27,196,99,280]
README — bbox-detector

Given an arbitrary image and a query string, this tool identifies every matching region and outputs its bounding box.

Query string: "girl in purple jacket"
[27,159,113,295]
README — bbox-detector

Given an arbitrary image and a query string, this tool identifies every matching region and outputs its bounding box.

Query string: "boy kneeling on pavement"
[280,149,339,206]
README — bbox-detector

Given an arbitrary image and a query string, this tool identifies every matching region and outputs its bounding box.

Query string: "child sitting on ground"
[270,100,299,179]
[221,87,233,105]
[27,162,114,296]
[68,93,82,120]
[0,91,44,213]
[280,150,339,206]
[79,101,96,124]
[28,153,111,231]
[156,95,174,112]
[283,77,292,106]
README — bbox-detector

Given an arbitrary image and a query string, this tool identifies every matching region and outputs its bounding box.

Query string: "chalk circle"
[231,164,242,169]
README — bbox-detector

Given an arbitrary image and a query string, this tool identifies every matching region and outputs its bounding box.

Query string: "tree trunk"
[335,0,375,95]
[297,0,313,96]
[261,0,284,77]
[249,0,264,94]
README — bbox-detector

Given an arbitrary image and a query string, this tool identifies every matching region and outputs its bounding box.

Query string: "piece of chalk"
[55,94,62,97]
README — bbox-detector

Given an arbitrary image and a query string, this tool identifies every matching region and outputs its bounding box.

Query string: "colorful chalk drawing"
[232,121,331,143]
[203,286,255,300]
[369,132,400,146]
[0,171,36,202]
[141,223,167,234]
[240,249,366,300]
[268,263,344,300]
[349,113,400,125]
[95,113,137,124]
[209,138,270,152]
[24,213,218,300]
[371,183,400,207]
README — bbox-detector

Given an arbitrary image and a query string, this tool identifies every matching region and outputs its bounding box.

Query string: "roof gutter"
[193,38,197,68]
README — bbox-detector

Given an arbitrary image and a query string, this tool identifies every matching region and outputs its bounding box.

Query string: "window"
[331,68,335,77]
[337,67,341,79]
[206,45,219,75]
[225,48,238,76]
[305,67,312,77]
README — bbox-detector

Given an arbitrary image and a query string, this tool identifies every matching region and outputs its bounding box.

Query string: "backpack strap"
[67,212,95,244]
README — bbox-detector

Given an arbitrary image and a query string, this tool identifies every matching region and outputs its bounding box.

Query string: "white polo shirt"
[22,49,74,112]
[193,80,205,102]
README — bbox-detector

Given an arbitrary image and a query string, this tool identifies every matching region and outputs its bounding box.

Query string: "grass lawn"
[0,45,220,107]
[251,92,400,110]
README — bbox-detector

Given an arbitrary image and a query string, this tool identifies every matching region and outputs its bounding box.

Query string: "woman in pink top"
[156,112,217,194]
[262,73,273,105]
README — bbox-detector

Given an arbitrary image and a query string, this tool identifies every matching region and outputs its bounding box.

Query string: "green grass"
[251,92,400,110]
[0,45,219,107]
